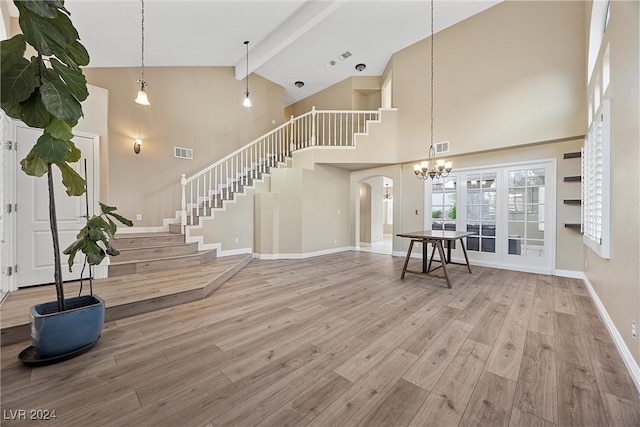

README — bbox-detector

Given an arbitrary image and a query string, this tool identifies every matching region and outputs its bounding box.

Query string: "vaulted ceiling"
[5,0,502,105]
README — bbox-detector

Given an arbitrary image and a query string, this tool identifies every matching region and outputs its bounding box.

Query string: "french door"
[424,160,556,274]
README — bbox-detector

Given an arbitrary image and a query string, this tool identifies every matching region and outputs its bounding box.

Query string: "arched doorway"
[358,176,393,255]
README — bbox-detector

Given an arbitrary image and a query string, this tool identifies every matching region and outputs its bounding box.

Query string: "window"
[583,100,610,258]
[466,172,497,253]
[430,177,456,231]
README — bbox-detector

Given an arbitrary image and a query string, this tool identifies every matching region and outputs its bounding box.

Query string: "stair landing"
[0,254,252,346]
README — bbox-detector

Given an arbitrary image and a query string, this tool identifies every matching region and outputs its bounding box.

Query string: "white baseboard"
[254,246,353,260]
[117,226,169,234]
[553,269,585,279]
[218,247,253,257]
[582,275,640,394]
[391,250,423,259]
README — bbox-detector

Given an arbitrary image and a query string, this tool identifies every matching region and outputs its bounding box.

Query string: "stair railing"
[180,107,380,227]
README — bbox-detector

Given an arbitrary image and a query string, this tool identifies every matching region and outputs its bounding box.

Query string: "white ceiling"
[7,0,502,106]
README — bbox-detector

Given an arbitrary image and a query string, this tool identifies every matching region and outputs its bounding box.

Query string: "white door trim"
[12,121,103,287]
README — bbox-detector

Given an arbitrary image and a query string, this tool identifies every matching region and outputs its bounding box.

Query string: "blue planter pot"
[30,295,105,358]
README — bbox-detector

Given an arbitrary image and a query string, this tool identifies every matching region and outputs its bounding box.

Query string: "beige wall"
[390,1,586,163]
[363,176,384,244]
[254,161,350,256]
[83,67,284,226]
[359,183,372,244]
[75,85,109,203]
[583,0,640,364]
[286,76,382,118]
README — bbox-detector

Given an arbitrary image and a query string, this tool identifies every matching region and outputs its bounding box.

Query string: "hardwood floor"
[1,251,638,426]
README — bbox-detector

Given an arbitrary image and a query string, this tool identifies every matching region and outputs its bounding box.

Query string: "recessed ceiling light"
[355,63,366,72]
[295,81,304,88]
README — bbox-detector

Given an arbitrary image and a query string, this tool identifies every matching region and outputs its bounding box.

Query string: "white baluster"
[180,173,187,228]
[311,106,316,146]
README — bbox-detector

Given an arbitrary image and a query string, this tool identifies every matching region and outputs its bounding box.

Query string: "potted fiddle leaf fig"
[0,0,131,363]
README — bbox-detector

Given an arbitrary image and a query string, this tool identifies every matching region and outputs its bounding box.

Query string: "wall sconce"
[134,138,142,154]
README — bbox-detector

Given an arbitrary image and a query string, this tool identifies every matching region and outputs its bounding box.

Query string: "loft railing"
[180,107,379,227]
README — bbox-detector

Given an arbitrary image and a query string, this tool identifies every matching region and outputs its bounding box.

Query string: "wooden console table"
[396,230,474,288]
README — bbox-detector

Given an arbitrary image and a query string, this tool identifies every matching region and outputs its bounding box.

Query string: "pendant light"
[414,0,452,180]
[243,40,252,107]
[134,0,150,105]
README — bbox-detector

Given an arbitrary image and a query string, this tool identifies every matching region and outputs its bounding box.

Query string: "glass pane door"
[465,172,497,256]
[431,178,457,231]
[507,168,546,257]
[503,163,554,273]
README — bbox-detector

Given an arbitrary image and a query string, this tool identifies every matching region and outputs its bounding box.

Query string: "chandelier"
[414,0,452,180]
[384,184,393,200]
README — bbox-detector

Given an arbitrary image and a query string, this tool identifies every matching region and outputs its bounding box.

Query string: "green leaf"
[88,226,108,243]
[99,202,117,214]
[106,217,117,235]
[40,76,83,121]
[1,102,22,120]
[17,88,50,128]
[63,40,90,67]
[65,140,81,162]
[107,212,134,227]
[45,118,74,140]
[62,238,84,272]
[50,58,88,102]
[82,240,105,266]
[1,57,36,104]
[20,148,48,177]
[33,132,71,163]
[0,34,27,71]
[16,0,64,19]
[55,162,86,196]
[106,244,120,257]
[17,4,68,56]
[87,215,111,231]
[50,11,78,45]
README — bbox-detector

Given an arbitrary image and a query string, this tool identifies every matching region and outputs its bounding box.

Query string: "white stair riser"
[114,234,185,249]
[115,243,199,262]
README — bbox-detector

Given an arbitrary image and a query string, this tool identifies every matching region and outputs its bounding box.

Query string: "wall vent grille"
[174,147,193,160]
[435,141,450,154]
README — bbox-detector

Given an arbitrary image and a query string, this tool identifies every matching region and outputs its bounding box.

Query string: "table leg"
[435,241,451,288]
[428,242,436,272]
[401,239,415,279]
[459,238,472,273]
[422,240,428,273]
[446,240,452,263]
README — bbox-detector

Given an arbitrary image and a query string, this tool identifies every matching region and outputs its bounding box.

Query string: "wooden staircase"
[109,232,217,276]
[180,154,288,228]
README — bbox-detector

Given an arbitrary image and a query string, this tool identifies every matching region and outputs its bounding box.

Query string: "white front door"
[16,124,97,287]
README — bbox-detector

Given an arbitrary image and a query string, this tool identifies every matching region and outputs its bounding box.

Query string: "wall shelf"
[564,223,582,232]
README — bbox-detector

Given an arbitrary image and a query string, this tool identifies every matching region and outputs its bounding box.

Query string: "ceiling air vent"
[435,141,450,154]
[340,51,352,60]
[174,146,193,160]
